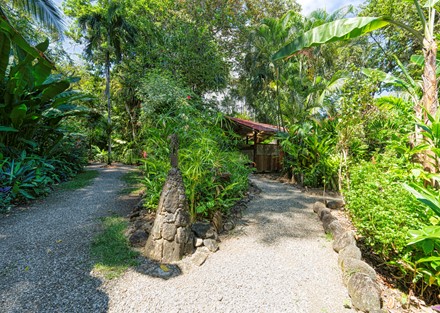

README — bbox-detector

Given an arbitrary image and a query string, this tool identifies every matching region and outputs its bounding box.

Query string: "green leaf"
[362,68,410,90]
[0,126,18,132]
[416,256,440,264]
[40,81,70,103]
[10,104,28,127]
[32,61,52,85]
[18,189,35,200]
[432,122,440,141]
[0,17,54,71]
[272,17,390,60]
[18,138,38,148]
[411,54,425,66]
[35,39,49,52]
[403,183,440,216]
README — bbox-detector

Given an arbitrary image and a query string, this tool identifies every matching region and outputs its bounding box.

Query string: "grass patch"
[120,170,144,195]
[91,216,139,279]
[325,232,333,241]
[58,170,99,191]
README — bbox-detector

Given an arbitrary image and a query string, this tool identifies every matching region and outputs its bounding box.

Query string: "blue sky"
[298,0,364,15]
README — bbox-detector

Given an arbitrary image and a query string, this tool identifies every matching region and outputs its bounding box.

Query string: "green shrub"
[280,119,339,190]
[344,153,430,259]
[0,140,88,212]
[138,103,251,221]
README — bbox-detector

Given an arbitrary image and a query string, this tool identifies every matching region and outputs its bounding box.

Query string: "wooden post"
[253,131,258,163]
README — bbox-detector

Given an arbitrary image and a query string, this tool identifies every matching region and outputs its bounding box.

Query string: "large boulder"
[321,212,337,228]
[338,244,362,267]
[333,230,356,253]
[347,273,382,312]
[203,239,219,252]
[326,200,345,210]
[323,218,344,238]
[318,207,332,220]
[313,201,327,213]
[341,257,377,285]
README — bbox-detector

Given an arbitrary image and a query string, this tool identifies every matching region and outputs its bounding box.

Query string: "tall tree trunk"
[124,102,136,143]
[421,36,439,173]
[105,50,112,165]
[422,38,438,119]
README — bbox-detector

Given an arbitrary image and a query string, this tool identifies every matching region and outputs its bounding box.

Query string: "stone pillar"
[145,135,194,262]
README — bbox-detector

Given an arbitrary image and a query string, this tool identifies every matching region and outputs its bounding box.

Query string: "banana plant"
[273,0,438,128]
[0,17,92,154]
[404,182,440,217]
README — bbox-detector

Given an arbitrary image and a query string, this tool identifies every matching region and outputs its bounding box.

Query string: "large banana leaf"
[39,81,71,103]
[272,17,390,60]
[0,16,54,72]
[403,182,440,217]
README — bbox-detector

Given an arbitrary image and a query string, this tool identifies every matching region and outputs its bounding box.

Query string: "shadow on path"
[239,176,327,246]
[0,164,138,313]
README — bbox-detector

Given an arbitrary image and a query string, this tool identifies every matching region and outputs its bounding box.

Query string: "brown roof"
[226,116,286,133]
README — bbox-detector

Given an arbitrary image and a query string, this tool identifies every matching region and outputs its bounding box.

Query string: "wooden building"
[226,117,286,173]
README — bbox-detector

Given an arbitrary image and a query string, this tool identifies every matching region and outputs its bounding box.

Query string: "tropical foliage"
[0,6,89,211]
[1,0,440,303]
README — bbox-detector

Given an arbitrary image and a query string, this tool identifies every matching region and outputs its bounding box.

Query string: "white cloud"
[297,0,364,16]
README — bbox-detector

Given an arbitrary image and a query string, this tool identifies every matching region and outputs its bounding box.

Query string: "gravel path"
[106,176,355,313]
[0,164,138,313]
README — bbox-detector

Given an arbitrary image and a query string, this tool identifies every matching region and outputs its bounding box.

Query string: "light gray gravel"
[0,163,138,313]
[105,176,355,313]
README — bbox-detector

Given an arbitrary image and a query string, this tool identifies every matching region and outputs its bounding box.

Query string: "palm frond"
[12,0,65,35]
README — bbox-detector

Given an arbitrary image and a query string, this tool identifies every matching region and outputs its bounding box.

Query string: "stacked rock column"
[145,135,194,263]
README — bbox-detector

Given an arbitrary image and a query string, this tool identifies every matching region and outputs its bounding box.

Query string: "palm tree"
[243,10,302,126]
[273,0,438,172]
[0,0,64,35]
[77,1,135,165]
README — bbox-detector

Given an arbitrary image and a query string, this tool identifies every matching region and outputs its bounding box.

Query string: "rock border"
[313,201,386,313]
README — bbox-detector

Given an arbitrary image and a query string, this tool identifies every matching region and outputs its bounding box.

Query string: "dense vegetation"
[1,0,439,302]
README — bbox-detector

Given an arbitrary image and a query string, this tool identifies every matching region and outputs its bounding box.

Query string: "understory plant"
[344,149,440,299]
[138,89,251,221]
[279,118,339,190]
[0,19,90,211]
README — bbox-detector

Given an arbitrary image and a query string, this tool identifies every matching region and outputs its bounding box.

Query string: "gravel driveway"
[0,164,137,313]
[105,175,355,313]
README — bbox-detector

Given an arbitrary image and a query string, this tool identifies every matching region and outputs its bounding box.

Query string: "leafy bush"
[0,148,87,212]
[344,152,430,259]
[0,27,91,211]
[280,119,340,190]
[138,102,251,221]
[404,225,440,293]
[403,180,440,294]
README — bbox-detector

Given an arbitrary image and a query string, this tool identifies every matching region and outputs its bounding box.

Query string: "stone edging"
[313,201,386,313]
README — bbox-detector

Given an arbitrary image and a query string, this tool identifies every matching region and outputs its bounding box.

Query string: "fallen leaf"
[159,264,170,272]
